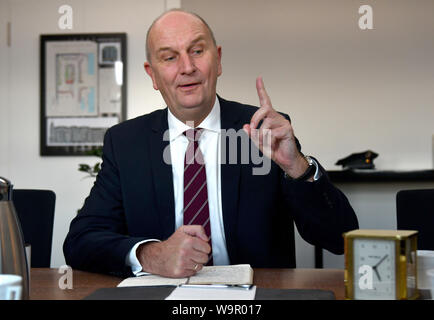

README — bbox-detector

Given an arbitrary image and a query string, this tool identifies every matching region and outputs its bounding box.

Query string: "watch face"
[353,238,396,299]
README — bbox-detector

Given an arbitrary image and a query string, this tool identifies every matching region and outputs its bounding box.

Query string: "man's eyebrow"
[156,47,173,54]
[156,36,207,54]
[157,46,173,52]
[189,36,206,46]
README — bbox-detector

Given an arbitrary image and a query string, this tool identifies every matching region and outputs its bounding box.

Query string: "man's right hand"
[137,225,211,278]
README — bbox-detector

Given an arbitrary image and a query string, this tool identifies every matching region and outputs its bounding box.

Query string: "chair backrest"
[396,189,434,250]
[12,189,56,268]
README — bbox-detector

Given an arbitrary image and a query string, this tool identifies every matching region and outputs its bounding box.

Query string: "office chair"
[12,189,56,267]
[396,189,434,250]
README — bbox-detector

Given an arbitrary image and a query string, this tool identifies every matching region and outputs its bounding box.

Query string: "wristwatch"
[284,155,320,181]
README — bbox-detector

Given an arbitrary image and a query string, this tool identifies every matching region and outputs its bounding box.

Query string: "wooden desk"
[30,268,345,300]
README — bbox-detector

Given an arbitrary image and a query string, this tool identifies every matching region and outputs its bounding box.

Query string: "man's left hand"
[243,76,310,179]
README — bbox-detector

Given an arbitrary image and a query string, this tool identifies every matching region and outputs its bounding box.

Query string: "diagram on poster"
[47,117,118,146]
[46,41,98,117]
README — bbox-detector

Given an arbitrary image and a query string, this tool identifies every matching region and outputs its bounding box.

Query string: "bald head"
[143,8,222,126]
[145,9,217,63]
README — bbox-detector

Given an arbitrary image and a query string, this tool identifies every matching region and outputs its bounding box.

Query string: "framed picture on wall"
[40,33,127,156]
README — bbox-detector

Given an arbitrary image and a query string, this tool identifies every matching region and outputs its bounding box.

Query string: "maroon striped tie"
[183,129,213,266]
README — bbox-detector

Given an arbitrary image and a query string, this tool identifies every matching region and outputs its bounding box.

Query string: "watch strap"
[284,156,318,181]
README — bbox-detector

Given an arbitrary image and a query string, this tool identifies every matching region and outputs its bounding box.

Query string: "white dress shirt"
[126,97,230,275]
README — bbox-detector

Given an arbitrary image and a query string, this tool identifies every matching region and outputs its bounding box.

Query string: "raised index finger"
[256,76,272,109]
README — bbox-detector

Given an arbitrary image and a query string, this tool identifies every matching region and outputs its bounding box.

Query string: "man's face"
[145,12,222,122]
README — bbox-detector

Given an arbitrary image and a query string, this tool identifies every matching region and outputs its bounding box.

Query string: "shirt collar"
[167,96,221,142]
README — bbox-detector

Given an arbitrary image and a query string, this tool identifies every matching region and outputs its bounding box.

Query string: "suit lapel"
[219,97,242,263]
[149,108,175,240]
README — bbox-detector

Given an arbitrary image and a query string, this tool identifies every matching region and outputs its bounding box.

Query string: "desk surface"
[30,268,345,300]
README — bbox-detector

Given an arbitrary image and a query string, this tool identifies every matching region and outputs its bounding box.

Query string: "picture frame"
[40,33,127,156]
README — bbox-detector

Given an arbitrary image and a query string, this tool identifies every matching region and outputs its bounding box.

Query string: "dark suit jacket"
[63,96,359,276]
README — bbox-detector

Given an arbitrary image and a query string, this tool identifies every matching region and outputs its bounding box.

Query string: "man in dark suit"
[63,9,358,278]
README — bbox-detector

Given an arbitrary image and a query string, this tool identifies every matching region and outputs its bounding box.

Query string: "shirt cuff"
[126,239,161,276]
[311,157,322,181]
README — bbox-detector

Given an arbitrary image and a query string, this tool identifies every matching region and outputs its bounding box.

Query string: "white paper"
[117,274,187,287]
[117,264,253,287]
[165,286,257,300]
[188,264,253,285]
[417,250,434,289]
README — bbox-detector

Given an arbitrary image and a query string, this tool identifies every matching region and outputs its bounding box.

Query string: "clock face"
[353,238,396,299]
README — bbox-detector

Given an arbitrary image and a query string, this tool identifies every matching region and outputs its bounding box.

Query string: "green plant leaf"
[86,147,103,158]
[78,164,91,172]
[93,162,101,173]
[78,147,103,178]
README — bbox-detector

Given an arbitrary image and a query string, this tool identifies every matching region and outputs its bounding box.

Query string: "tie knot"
[183,128,203,142]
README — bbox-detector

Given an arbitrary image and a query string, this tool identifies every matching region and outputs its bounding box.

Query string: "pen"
[179,284,254,290]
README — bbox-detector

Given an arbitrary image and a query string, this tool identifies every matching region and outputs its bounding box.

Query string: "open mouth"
[178,82,201,90]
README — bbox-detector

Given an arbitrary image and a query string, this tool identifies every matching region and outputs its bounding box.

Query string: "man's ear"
[216,46,222,77]
[144,62,159,90]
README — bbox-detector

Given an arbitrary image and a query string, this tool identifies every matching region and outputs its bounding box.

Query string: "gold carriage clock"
[344,229,418,300]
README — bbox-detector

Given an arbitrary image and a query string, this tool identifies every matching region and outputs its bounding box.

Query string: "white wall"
[182,0,434,268]
[0,1,11,179]
[0,0,173,267]
[183,0,434,171]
